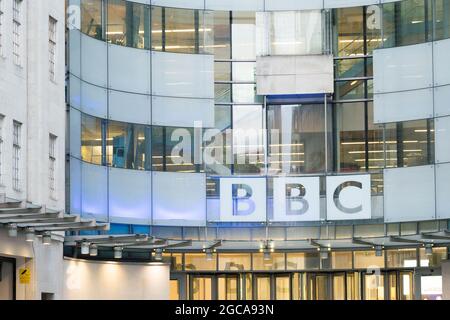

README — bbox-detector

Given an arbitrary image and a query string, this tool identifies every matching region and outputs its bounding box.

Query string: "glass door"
[254,275,271,300]
[189,275,213,300]
[0,258,15,300]
[217,274,239,300]
[399,271,413,300]
[346,272,361,300]
[363,272,385,300]
[274,274,291,300]
[388,271,398,300]
[332,273,346,300]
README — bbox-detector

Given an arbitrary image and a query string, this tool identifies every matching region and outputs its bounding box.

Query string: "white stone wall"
[0,0,66,212]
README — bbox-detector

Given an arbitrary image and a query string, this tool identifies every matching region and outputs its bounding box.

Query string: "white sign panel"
[326,175,371,220]
[273,177,320,221]
[219,178,266,222]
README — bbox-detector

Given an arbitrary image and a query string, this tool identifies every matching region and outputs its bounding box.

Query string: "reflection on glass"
[315,275,329,300]
[151,6,162,49]
[81,0,103,40]
[335,7,364,57]
[81,114,103,165]
[107,0,150,49]
[211,11,231,59]
[286,252,320,270]
[215,83,231,103]
[107,120,150,170]
[386,248,418,268]
[218,253,251,271]
[354,250,385,269]
[435,0,450,40]
[215,62,231,82]
[335,80,366,100]
[336,102,366,172]
[335,58,365,78]
[268,104,331,174]
[384,119,434,168]
[233,105,264,174]
[419,247,447,267]
[347,272,361,300]
[152,126,199,173]
[383,0,429,48]
[165,7,196,53]
[331,252,353,269]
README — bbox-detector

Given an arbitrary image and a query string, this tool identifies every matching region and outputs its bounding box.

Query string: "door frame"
[0,256,16,301]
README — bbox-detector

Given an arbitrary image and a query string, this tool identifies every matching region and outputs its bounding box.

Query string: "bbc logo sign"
[219,175,371,222]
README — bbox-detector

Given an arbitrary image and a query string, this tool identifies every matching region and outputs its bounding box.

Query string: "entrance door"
[189,275,213,300]
[274,274,291,300]
[332,273,346,300]
[304,274,330,300]
[254,275,271,300]
[363,272,385,300]
[217,274,239,300]
[0,257,15,300]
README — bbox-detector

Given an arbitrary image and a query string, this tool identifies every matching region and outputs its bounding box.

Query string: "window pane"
[232,62,255,82]
[365,5,382,54]
[335,80,366,100]
[336,102,366,172]
[233,105,264,174]
[268,104,330,174]
[211,11,230,59]
[107,0,150,49]
[286,252,320,270]
[386,248,417,268]
[331,251,353,269]
[383,0,428,48]
[81,114,102,165]
[81,0,103,40]
[252,253,285,271]
[334,7,364,57]
[185,253,217,271]
[107,120,150,170]
[218,253,251,271]
[335,58,365,79]
[419,247,447,267]
[354,250,385,269]
[165,7,196,53]
[232,84,259,103]
[367,101,385,170]
[151,6,162,50]
[435,0,450,40]
[215,83,231,103]
[215,62,231,82]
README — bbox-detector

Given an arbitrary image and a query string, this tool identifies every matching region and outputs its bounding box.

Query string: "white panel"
[434,85,450,117]
[205,0,264,10]
[108,44,151,94]
[374,88,433,123]
[81,33,107,87]
[81,81,107,119]
[151,0,204,9]
[384,165,435,222]
[70,108,81,159]
[433,38,450,86]
[151,51,214,99]
[326,175,372,221]
[69,75,81,109]
[435,116,450,164]
[373,42,433,93]
[109,90,151,125]
[324,0,379,8]
[109,168,151,224]
[81,163,108,221]
[219,177,266,222]
[152,172,206,226]
[436,163,450,219]
[256,55,334,95]
[152,96,214,127]
[70,157,82,215]
[69,29,81,77]
[264,0,323,10]
[272,177,320,222]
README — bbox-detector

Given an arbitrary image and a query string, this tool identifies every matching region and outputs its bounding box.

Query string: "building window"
[49,134,57,198]
[0,115,4,184]
[12,121,21,191]
[13,0,22,65]
[0,0,4,56]
[49,16,57,81]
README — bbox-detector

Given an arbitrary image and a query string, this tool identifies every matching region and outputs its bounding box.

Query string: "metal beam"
[0,207,43,215]
[65,234,149,245]
[34,223,109,232]
[351,237,377,247]
[0,212,61,221]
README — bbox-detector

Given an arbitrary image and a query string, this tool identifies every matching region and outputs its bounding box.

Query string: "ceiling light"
[81,241,90,255]
[89,244,98,257]
[114,247,123,259]
[7,223,18,237]
[42,232,52,245]
[25,228,35,242]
